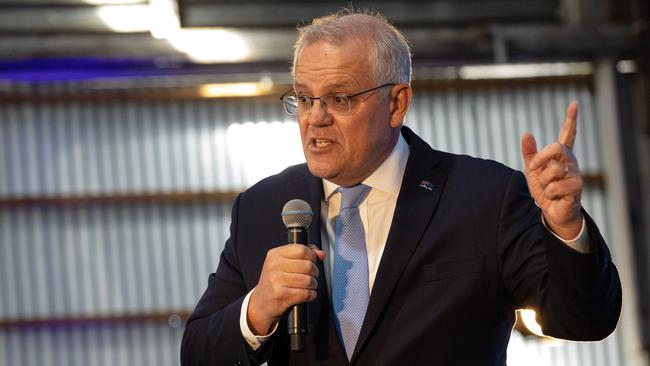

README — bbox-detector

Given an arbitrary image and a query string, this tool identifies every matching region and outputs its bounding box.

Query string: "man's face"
[293,39,401,187]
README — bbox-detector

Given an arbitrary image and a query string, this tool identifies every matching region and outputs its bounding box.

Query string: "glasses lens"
[326,95,351,114]
[282,95,297,115]
[282,93,352,115]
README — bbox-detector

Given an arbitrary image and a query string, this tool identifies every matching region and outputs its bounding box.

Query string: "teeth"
[315,139,332,148]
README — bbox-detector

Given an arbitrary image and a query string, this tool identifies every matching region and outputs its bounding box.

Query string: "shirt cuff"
[240,289,278,351]
[541,214,591,253]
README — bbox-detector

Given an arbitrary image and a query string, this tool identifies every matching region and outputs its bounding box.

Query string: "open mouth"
[314,138,332,148]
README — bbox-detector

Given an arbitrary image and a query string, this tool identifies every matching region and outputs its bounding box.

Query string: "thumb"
[521,133,538,170]
[308,244,326,261]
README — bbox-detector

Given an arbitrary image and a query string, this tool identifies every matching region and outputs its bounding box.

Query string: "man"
[181,9,621,366]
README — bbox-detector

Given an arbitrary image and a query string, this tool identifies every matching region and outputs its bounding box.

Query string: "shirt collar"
[323,132,410,201]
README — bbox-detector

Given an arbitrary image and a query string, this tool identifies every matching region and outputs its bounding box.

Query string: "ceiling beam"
[0,25,633,63]
[181,0,560,28]
[0,4,150,33]
[0,1,559,34]
[0,0,145,4]
[559,0,611,26]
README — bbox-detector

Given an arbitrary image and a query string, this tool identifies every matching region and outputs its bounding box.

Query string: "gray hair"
[291,8,412,86]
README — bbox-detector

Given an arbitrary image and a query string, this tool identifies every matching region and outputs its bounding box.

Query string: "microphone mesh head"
[282,199,313,228]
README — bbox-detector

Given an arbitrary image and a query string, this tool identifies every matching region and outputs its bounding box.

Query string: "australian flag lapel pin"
[419,180,434,191]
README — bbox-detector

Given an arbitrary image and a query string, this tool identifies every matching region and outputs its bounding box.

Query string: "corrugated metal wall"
[0,76,623,365]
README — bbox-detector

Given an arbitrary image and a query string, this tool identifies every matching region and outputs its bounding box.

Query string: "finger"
[558,101,578,150]
[281,244,317,261]
[536,160,567,187]
[520,133,538,169]
[542,177,583,200]
[308,244,327,261]
[276,258,319,276]
[284,273,318,290]
[528,142,570,171]
[285,287,318,304]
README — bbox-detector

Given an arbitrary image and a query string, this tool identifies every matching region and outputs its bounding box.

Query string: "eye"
[297,95,311,104]
[332,95,349,105]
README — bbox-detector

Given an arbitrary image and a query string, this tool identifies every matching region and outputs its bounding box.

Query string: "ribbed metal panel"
[1,323,183,366]
[0,202,230,318]
[0,77,624,365]
[0,97,300,196]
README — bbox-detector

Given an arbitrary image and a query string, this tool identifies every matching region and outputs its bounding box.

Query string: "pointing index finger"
[558,101,578,150]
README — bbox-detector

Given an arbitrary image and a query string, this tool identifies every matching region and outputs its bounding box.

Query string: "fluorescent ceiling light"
[84,0,146,4]
[95,0,251,62]
[149,0,180,40]
[167,29,249,63]
[459,62,593,79]
[95,5,150,33]
[616,60,637,74]
[148,0,250,62]
[199,79,274,98]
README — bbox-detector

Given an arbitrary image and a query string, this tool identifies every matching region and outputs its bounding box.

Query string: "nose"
[306,99,332,126]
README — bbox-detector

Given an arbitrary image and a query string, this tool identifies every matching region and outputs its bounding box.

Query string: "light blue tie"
[332,184,371,360]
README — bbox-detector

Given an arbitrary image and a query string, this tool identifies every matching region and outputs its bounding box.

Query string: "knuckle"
[299,260,312,274]
[538,174,550,186]
[290,274,304,287]
[544,185,557,199]
[302,275,313,288]
[273,245,287,255]
[288,274,302,288]
[290,244,308,257]
[266,247,283,262]
[270,280,283,294]
[284,244,297,255]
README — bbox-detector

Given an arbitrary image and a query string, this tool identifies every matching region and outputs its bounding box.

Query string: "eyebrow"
[293,82,356,94]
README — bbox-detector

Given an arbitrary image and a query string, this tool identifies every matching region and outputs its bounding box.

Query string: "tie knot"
[338,184,370,209]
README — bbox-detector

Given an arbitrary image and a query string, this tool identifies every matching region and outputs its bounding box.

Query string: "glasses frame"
[280,83,395,116]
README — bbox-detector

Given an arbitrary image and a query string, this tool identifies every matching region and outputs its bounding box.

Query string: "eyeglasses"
[280,83,394,116]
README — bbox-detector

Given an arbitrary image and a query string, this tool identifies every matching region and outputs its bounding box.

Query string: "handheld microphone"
[281,199,313,353]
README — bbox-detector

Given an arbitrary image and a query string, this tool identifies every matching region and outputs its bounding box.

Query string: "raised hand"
[521,101,584,240]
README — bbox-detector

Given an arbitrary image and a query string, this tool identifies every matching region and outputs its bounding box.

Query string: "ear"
[389,84,412,128]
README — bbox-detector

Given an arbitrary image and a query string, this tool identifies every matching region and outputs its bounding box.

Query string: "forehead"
[294,39,374,90]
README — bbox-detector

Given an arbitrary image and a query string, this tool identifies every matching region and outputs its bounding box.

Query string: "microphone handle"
[287,226,309,352]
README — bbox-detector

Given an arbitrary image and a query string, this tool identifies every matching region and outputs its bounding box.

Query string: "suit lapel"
[352,128,448,360]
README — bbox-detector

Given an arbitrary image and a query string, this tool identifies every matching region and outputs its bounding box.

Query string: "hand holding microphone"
[246,199,325,352]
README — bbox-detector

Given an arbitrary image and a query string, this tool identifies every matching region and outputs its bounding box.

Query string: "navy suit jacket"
[181,127,621,366]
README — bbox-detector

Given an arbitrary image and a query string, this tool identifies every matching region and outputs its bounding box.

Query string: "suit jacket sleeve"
[499,170,622,340]
[181,194,271,366]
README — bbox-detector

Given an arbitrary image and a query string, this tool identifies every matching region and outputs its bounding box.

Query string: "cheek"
[297,120,308,142]
[341,136,366,163]
[354,129,392,164]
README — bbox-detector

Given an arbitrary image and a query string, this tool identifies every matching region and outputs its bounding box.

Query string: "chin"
[306,161,336,180]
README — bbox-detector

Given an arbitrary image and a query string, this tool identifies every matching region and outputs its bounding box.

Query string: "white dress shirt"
[239,133,589,350]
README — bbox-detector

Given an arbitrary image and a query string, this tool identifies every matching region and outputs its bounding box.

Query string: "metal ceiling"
[0,0,643,73]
